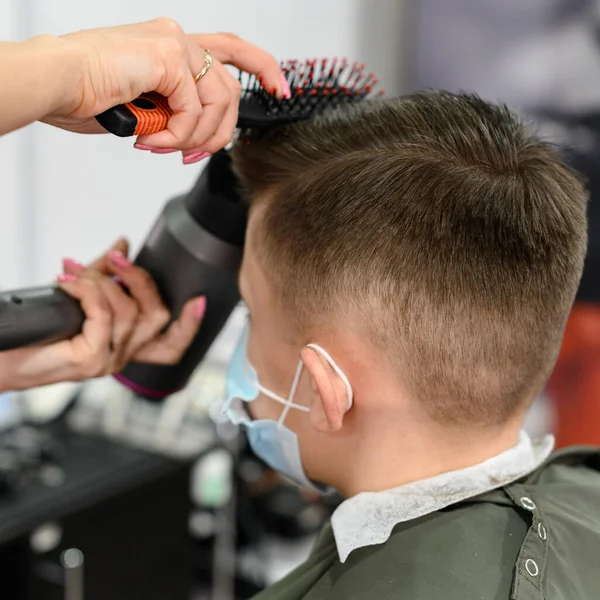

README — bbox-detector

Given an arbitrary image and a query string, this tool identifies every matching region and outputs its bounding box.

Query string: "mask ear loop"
[305,344,353,410]
[256,358,310,429]
[254,345,352,427]
[256,361,310,412]
[278,359,306,425]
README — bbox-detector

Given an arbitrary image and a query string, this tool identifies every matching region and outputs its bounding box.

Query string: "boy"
[223,92,600,599]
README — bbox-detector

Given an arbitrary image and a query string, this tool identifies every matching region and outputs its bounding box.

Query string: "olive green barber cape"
[253,447,600,600]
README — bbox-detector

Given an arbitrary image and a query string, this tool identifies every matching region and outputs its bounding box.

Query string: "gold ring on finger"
[194,49,212,83]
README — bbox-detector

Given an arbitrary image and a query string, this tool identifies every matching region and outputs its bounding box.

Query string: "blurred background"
[1,0,599,598]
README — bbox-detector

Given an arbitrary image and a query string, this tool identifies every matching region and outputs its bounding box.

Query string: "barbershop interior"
[2,1,600,599]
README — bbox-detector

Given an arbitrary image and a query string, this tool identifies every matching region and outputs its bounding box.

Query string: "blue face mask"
[223,321,353,495]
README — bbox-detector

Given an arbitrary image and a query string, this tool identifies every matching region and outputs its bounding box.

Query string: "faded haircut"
[231,92,588,426]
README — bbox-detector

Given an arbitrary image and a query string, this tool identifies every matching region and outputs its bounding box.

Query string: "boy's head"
[230,91,588,494]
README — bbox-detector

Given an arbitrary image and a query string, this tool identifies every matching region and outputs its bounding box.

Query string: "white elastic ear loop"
[280,358,306,422]
[256,358,310,419]
[254,344,353,428]
[256,358,308,429]
[306,344,353,409]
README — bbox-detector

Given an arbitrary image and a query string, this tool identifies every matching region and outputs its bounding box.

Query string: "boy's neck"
[335,420,523,498]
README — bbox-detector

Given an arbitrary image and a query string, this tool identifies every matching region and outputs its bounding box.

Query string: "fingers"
[104,250,171,355]
[56,275,113,377]
[207,67,242,152]
[139,55,233,154]
[59,269,140,374]
[182,60,241,161]
[139,49,204,148]
[59,247,173,374]
[131,19,202,148]
[188,33,285,98]
[181,61,229,154]
[62,257,85,276]
[63,238,129,277]
[58,242,170,375]
[100,251,206,366]
[94,251,207,366]
[86,237,129,272]
[58,243,206,375]
[134,296,206,365]
[139,31,283,154]
[82,271,138,369]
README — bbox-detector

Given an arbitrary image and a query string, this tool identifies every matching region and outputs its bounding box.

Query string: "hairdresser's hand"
[40,18,286,161]
[61,238,207,367]
[0,239,205,393]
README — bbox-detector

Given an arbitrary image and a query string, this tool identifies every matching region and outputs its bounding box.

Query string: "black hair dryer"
[118,150,246,398]
[0,150,247,399]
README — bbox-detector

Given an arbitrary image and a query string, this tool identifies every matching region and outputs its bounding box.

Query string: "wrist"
[25,34,84,118]
[0,351,17,393]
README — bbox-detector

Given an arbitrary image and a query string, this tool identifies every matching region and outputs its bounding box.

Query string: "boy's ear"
[300,347,350,434]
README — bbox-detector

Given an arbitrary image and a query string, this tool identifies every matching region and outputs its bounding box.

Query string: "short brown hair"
[232,92,588,426]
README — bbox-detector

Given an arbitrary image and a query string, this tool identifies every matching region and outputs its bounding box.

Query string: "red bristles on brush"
[236,57,383,129]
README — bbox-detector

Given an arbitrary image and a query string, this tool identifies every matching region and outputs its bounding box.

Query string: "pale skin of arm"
[0,35,80,136]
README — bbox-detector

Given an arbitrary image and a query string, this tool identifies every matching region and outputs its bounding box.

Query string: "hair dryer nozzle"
[185,150,248,248]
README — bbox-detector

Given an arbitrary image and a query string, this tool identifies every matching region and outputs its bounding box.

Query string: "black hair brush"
[0,59,380,398]
[95,58,382,136]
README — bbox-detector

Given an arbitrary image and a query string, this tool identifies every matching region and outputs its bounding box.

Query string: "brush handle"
[0,287,85,351]
[95,92,173,137]
[96,91,271,136]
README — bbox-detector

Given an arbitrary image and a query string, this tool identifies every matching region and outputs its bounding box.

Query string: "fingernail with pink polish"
[62,258,85,272]
[183,152,211,165]
[56,274,77,283]
[108,250,132,268]
[280,73,292,99]
[194,297,207,319]
[134,143,156,151]
[150,148,177,154]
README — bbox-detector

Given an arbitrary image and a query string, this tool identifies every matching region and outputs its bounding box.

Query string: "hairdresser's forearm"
[0,35,81,136]
[0,345,74,393]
